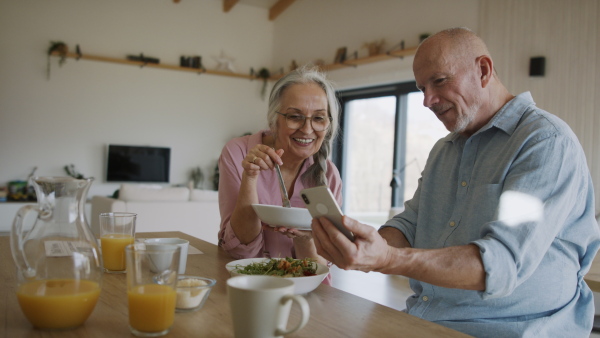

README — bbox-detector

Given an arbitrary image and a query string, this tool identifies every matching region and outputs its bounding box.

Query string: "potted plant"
[257,67,270,100]
[47,41,68,80]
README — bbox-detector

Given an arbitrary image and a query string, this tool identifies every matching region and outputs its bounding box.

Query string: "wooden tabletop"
[0,231,470,337]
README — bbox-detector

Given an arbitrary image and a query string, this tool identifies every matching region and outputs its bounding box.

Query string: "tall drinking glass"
[100,212,136,273]
[125,243,179,337]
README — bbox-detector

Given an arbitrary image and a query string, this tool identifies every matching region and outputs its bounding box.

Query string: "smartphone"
[300,186,355,241]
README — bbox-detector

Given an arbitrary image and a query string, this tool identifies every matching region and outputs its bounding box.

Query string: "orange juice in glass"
[126,243,180,337]
[128,284,177,334]
[101,234,134,271]
[16,279,101,329]
[99,212,137,273]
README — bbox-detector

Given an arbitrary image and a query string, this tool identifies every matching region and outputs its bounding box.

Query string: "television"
[106,144,171,183]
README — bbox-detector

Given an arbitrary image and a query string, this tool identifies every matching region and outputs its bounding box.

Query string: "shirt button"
[422,296,429,302]
[449,221,456,227]
[461,181,467,187]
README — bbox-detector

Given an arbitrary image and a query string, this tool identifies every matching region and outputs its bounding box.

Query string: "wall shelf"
[50,46,417,81]
[50,51,259,80]
[321,46,418,72]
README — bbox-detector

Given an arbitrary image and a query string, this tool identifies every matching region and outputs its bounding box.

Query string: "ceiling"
[239,0,280,9]
[223,0,296,20]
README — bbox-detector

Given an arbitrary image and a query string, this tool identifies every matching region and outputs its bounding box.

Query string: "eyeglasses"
[276,112,332,132]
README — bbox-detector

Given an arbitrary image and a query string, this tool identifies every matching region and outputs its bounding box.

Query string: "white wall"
[271,0,480,89]
[0,0,273,197]
[2,0,599,211]
[478,0,600,212]
[272,0,600,212]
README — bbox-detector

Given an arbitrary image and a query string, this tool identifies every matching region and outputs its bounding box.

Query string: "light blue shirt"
[383,92,600,337]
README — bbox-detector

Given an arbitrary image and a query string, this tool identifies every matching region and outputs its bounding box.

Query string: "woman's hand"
[242,144,284,177]
[266,225,313,240]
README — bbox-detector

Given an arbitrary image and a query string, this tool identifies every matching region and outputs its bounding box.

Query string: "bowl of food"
[175,275,216,312]
[251,204,313,230]
[225,257,329,294]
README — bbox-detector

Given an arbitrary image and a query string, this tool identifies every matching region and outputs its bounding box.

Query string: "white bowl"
[175,275,216,312]
[225,258,329,294]
[251,204,313,230]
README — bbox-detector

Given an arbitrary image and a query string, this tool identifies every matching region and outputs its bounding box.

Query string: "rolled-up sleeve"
[217,136,264,258]
[473,131,592,299]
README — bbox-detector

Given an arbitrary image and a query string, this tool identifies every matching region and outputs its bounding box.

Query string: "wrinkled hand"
[312,216,391,272]
[242,144,284,177]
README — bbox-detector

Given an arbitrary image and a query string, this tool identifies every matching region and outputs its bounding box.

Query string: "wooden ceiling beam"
[269,0,295,21]
[223,0,239,13]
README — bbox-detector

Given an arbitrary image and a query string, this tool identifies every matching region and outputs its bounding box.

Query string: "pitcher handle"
[10,205,41,279]
[275,294,310,336]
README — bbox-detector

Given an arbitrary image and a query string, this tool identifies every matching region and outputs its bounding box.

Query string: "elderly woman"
[217,66,342,268]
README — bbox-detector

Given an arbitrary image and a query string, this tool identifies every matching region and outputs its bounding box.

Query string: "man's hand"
[311,215,392,272]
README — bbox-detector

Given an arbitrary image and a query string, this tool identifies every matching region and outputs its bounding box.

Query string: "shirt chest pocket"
[453,183,503,241]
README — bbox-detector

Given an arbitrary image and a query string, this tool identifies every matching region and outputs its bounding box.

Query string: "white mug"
[144,238,189,274]
[227,276,310,338]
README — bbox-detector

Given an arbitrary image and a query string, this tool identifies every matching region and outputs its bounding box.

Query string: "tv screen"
[106,144,170,183]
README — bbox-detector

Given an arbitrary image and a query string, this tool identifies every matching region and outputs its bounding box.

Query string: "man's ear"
[477,55,493,88]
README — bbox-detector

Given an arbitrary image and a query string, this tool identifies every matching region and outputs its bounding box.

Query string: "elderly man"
[312,27,600,337]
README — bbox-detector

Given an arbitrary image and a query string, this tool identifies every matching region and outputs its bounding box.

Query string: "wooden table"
[0,232,470,337]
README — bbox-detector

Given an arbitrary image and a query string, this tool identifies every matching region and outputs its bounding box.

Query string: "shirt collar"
[445,92,536,144]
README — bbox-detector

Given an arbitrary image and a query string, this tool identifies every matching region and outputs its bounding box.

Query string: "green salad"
[233,257,317,277]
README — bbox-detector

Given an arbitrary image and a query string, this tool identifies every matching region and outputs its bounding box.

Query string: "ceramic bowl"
[225,258,329,294]
[175,275,216,312]
[251,204,313,230]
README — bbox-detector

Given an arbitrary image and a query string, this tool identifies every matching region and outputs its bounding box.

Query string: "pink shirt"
[218,130,343,260]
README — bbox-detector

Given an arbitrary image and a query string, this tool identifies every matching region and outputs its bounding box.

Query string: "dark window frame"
[333,81,419,208]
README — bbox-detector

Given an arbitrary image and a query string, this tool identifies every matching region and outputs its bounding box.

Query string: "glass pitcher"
[10,176,103,330]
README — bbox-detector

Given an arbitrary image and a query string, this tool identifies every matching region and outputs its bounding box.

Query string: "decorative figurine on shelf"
[75,44,82,59]
[126,53,160,64]
[47,41,68,80]
[363,39,386,56]
[387,40,406,53]
[289,60,298,72]
[419,33,431,43]
[213,50,236,72]
[334,47,347,64]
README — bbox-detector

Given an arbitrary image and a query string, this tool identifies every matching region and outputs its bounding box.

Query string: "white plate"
[251,204,313,230]
[225,258,329,294]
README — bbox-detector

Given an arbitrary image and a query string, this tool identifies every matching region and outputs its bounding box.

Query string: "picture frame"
[334,47,347,64]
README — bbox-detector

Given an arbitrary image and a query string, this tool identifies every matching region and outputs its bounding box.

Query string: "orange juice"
[101,234,134,271]
[17,279,100,329]
[128,284,176,333]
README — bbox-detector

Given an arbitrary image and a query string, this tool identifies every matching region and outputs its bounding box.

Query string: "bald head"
[415,27,492,74]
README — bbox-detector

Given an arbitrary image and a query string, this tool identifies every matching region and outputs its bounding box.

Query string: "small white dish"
[251,204,313,230]
[175,275,216,312]
[225,258,329,294]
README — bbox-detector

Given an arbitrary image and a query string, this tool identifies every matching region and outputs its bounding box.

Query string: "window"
[333,83,447,227]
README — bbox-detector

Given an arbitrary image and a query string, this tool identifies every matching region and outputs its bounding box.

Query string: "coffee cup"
[144,238,189,274]
[227,275,309,338]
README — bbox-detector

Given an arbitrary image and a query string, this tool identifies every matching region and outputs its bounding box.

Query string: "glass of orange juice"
[100,212,136,273]
[125,243,180,337]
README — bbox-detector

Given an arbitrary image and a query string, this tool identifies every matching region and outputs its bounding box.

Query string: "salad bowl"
[225,257,329,294]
